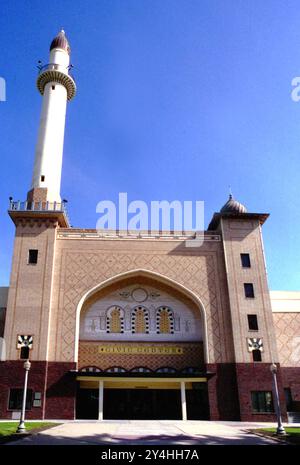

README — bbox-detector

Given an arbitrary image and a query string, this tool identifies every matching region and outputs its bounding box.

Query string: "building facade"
[0,32,299,422]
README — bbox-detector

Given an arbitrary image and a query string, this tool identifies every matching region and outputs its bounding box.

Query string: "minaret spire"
[27,30,76,203]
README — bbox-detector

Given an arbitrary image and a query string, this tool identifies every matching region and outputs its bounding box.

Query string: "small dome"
[50,30,71,55]
[220,194,247,214]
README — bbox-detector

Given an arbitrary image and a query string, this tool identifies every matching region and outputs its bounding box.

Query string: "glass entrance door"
[103,388,182,420]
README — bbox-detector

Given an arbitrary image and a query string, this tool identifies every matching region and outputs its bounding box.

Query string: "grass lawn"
[256,427,300,445]
[0,422,59,438]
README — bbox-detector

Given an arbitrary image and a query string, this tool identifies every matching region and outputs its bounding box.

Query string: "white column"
[98,381,104,420]
[181,381,187,421]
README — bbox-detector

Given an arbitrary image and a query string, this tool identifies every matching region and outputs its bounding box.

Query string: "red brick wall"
[281,367,300,405]
[45,362,76,419]
[0,361,294,421]
[235,363,287,422]
[206,363,240,421]
[0,361,46,419]
[0,361,76,420]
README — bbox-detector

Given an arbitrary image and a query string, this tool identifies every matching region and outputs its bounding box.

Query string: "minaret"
[27,30,76,204]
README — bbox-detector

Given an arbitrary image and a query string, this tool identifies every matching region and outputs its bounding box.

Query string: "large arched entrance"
[75,270,210,420]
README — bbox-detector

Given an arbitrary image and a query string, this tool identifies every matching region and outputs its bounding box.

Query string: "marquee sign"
[98,345,184,355]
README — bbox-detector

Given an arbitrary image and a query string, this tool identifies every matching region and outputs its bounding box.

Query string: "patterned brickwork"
[78,341,204,371]
[273,313,300,367]
[60,250,227,363]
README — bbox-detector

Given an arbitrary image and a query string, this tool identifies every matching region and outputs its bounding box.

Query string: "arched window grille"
[156,306,174,334]
[156,367,177,373]
[105,367,126,373]
[106,306,124,333]
[80,366,102,373]
[130,367,152,373]
[131,306,149,333]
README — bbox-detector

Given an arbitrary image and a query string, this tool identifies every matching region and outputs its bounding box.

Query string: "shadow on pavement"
[6,429,281,446]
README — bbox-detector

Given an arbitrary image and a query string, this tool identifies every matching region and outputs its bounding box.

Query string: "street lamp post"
[270,363,286,435]
[16,359,31,433]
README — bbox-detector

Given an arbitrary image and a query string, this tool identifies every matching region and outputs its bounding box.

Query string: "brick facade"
[1,360,293,421]
[0,361,76,420]
[235,363,287,422]
[1,213,298,421]
[281,367,300,409]
[3,29,299,423]
[206,363,240,421]
[45,362,76,419]
[27,187,48,202]
[0,361,47,419]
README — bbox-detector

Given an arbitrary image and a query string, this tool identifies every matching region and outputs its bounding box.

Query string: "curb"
[245,429,290,445]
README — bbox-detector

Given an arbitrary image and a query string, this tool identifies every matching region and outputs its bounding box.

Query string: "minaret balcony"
[38,63,74,78]
[37,63,76,100]
[8,199,70,227]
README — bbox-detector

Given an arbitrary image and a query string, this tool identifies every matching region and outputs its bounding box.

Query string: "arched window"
[130,367,152,373]
[105,367,126,373]
[156,306,174,334]
[106,306,124,333]
[131,306,149,333]
[80,366,102,373]
[156,367,177,373]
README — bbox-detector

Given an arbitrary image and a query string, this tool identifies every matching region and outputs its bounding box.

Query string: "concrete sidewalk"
[5,420,287,445]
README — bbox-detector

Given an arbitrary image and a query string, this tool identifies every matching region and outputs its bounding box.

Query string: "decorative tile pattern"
[273,313,300,367]
[60,251,222,362]
[78,341,204,371]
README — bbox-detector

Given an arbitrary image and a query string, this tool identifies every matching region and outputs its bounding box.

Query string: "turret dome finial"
[50,30,70,55]
[220,192,247,214]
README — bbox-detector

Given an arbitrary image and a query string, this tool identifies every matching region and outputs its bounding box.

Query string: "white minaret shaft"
[31,30,76,203]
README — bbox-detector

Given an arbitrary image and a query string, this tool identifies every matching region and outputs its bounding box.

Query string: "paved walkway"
[6,420,285,445]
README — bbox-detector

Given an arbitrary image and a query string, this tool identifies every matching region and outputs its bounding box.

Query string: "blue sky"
[0,0,300,290]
